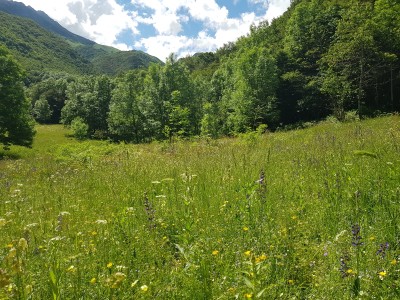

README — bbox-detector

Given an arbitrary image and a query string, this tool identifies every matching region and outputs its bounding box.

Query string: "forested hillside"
[0,12,92,75]
[0,1,162,77]
[5,0,400,143]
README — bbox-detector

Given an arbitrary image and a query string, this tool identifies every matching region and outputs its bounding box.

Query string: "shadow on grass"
[0,150,22,160]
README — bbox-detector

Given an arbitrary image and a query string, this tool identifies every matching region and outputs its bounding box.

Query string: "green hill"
[92,50,163,75]
[0,11,92,75]
[0,0,163,76]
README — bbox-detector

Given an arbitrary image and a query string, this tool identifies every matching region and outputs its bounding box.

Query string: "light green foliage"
[0,116,399,299]
[108,70,148,143]
[61,75,112,137]
[32,97,53,123]
[70,117,88,140]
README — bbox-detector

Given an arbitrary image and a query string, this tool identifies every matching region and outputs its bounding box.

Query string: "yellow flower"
[288,279,294,285]
[140,285,149,292]
[66,265,76,273]
[244,293,253,298]
[212,250,219,256]
[243,226,249,231]
[255,254,267,263]
[90,278,97,284]
[244,250,251,257]
[107,262,113,269]
[369,236,376,241]
[378,270,387,280]
[391,259,397,265]
[346,269,354,275]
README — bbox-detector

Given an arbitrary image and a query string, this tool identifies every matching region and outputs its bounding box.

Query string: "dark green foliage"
[0,45,35,148]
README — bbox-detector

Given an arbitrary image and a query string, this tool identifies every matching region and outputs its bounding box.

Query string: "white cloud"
[17,0,291,61]
[18,0,137,49]
[265,0,291,21]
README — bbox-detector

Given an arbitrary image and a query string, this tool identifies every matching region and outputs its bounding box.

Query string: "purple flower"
[351,224,363,247]
[376,242,389,258]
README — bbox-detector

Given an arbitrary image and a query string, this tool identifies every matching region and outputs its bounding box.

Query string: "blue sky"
[17,0,290,61]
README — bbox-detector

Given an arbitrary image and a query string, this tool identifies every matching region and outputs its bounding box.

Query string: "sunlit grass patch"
[0,115,399,299]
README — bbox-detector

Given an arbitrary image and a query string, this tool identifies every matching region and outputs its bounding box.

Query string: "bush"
[71,117,88,140]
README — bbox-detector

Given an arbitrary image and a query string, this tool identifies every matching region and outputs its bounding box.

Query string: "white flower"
[95,220,108,225]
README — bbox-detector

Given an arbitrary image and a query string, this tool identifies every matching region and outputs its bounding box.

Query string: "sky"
[16,0,291,61]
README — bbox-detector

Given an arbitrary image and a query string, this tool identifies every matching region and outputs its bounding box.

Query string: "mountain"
[0,0,94,46]
[0,11,92,75]
[0,0,162,76]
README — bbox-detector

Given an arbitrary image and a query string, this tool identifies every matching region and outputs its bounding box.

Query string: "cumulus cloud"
[17,0,291,61]
[18,0,138,48]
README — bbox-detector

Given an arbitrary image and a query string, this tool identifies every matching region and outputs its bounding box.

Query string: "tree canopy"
[15,0,400,143]
[0,45,35,148]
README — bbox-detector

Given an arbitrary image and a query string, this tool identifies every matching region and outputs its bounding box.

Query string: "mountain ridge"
[0,0,163,76]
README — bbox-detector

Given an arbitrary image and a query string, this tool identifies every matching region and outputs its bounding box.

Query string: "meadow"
[0,115,399,299]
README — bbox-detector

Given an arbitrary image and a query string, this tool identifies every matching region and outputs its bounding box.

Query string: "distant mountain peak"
[0,0,95,45]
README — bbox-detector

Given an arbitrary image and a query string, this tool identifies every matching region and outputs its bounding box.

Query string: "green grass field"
[1,116,400,299]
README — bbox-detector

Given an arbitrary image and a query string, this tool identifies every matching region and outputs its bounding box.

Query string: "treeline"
[28,0,400,142]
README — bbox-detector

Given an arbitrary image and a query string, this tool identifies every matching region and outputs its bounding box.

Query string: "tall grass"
[0,116,399,299]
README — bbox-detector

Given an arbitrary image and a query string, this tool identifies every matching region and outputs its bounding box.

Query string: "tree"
[108,70,148,143]
[32,97,52,123]
[0,46,35,149]
[320,2,379,118]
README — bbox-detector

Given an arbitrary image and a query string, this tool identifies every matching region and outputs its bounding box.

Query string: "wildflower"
[140,285,149,292]
[243,226,249,231]
[18,238,28,251]
[95,220,108,225]
[115,265,125,272]
[212,250,219,256]
[107,262,113,269]
[378,270,387,280]
[131,280,139,288]
[244,250,251,257]
[288,279,294,285]
[24,223,39,230]
[376,242,389,259]
[7,248,17,259]
[90,278,96,284]
[255,169,265,185]
[114,272,126,281]
[340,256,352,278]
[111,272,126,288]
[255,254,267,263]
[346,269,354,275]
[244,293,253,298]
[391,259,397,265]
[66,265,76,273]
[351,224,363,247]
